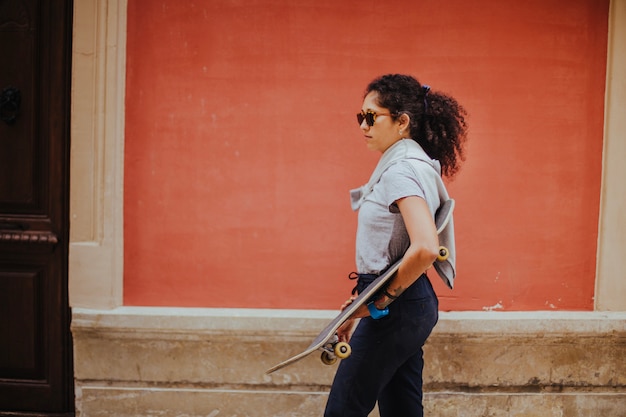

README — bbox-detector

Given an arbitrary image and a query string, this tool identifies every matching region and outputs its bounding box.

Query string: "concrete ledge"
[72,307,626,334]
[72,308,626,416]
[75,387,626,417]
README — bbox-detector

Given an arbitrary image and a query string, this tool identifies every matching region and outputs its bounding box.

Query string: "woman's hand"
[340,295,357,311]
[337,295,363,342]
[341,295,370,319]
[336,318,356,343]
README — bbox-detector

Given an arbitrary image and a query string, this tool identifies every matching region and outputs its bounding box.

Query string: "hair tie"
[422,85,431,113]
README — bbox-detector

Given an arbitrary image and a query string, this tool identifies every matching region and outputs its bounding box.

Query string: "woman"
[324,74,468,417]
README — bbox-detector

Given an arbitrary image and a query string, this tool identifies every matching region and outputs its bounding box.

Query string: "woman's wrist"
[382,288,398,301]
[374,284,404,309]
[373,294,393,310]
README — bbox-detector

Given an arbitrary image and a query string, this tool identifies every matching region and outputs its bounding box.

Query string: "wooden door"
[0,0,74,414]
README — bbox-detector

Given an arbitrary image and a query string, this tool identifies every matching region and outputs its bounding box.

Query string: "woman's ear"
[398,113,411,131]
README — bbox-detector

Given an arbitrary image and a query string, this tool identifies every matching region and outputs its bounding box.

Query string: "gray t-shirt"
[355,160,427,274]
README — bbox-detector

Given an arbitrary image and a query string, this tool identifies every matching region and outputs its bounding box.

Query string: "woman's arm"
[351,196,439,318]
[377,196,439,307]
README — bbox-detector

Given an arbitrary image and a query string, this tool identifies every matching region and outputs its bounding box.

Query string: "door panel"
[0,0,74,414]
[0,269,41,377]
[0,0,36,206]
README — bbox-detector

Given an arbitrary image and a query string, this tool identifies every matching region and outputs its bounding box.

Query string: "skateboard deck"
[265,199,455,374]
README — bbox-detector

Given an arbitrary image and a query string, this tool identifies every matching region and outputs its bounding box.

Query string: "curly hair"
[365,74,468,179]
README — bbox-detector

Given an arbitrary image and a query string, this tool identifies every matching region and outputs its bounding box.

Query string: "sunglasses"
[357,110,393,127]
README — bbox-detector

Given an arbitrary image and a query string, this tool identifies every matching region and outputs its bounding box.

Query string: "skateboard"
[265,199,455,374]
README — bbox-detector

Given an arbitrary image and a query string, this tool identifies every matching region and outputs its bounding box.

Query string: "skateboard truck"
[320,335,352,365]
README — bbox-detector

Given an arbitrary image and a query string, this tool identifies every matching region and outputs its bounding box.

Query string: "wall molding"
[69,0,127,309]
[596,0,626,310]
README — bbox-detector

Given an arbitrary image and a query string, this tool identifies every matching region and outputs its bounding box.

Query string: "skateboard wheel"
[321,351,337,365]
[334,342,352,359]
[437,246,449,262]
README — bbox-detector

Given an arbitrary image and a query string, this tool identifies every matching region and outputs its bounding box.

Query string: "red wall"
[124,0,608,311]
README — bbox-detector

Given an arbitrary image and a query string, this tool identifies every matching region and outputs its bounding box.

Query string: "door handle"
[0,86,21,125]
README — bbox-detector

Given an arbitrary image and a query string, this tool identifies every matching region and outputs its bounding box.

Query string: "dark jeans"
[324,274,439,417]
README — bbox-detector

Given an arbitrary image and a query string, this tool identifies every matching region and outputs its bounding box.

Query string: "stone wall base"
[71,308,626,417]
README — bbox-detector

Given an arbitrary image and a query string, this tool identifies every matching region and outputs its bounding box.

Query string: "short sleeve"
[378,160,426,213]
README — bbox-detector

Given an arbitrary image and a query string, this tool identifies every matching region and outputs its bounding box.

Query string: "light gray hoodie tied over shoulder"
[349,139,457,289]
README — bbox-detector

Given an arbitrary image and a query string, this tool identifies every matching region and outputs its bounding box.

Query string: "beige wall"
[596,0,626,311]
